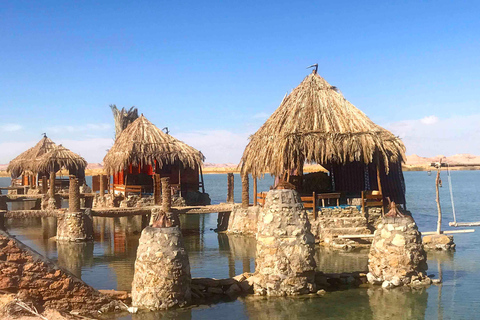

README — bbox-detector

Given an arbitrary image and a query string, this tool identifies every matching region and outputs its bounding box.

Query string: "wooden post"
[436,164,442,234]
[199,166,205,193]
[161,177,172,212]
[41,176,48,194]
[376,153,384,215]
[227,173,234,203]
[69,175,80,212]
[49,172,55,198]
[313,191,317,220]
[153,174,161,205]
[242,173,249,208]
[99,174,105,197]
[253,177,258,206]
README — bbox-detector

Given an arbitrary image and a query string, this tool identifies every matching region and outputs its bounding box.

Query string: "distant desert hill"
[1,154,480,177]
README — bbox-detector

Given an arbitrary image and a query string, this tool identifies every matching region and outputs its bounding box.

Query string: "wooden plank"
[449,222,480,227]
[422,229,475,235]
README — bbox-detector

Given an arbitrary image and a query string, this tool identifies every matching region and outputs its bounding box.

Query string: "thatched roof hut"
[35,145,87,176]
[7,136,57,178]
[103,115,205,175]
[240,70,406,204]
[241,71,405,178]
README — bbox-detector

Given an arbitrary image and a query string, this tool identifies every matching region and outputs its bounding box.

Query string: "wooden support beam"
[253,178,257,206]
[227,173,234,203]
[241,174,249,209]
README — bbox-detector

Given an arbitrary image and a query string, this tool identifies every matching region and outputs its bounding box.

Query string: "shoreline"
[1,165,478,178]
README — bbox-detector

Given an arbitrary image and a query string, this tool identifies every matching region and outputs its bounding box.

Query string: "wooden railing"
[361,190,383,215]
[301,192,341,219]
[110,184,143,197]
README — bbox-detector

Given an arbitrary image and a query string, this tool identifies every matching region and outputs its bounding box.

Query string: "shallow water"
[2,171,480,319]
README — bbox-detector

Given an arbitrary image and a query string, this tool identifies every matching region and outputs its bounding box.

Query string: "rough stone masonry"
[0,230,120,315]
[254,189,317,296]
[131,226,192,310]
[367,216,431,288]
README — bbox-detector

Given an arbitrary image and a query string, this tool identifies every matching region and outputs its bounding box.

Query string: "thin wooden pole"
[436,165,442,234]
[253,178,258,206]
[313,191,317,220]
[227,173,234,203]
[376,153,384,215]
[199,166,205,193]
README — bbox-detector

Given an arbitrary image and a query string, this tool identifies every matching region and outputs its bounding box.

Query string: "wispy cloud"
[420,115,439,125]
[1,124,22,132]
[383,114,480,157]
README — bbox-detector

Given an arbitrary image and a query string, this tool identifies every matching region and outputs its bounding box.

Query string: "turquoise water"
[2,171,480,319]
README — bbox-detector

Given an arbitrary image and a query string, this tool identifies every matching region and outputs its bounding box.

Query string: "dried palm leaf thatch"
[240,71,406,178]
[35,144,87,174]
[110,104,139,139]
[7,136,57,178]
[103,115,205,175]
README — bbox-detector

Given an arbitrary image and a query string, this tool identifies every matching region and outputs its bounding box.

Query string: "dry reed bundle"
[103,115,204,174]
[35,144,87,174]
[110,105,139,139]
[240,71,405,178]
[7,136,57,178]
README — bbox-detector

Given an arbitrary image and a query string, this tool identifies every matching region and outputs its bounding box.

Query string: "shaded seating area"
[240,68,407,215]
[7,135,87,192]
[103,115,209,205]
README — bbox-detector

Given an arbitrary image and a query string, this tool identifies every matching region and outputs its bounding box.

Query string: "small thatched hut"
[35,145,87,183]
[240,69,407,205]
[103,115,207,201]
[7,135,87,187]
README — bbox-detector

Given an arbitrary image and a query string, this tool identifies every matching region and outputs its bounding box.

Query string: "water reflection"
[315,247,369,273]
[367,287,428,320]
[57,241,94,278]
[218,234,256,277]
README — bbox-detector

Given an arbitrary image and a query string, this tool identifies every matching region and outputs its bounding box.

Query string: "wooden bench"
[361,190,383,215]
[301,192,341,219]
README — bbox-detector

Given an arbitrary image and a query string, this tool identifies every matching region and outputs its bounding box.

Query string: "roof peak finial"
[307,63,318,74]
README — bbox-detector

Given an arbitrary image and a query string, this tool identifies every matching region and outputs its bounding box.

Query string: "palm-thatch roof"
[110,105,139,139]
[7,136,57,178]
[35,144,87,174]
[240,71,406,178]
[103,115,205,175]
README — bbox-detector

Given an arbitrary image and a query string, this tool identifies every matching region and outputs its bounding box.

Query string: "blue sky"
[1,1,479,163]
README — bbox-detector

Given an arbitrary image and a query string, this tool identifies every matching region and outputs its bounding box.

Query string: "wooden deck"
[1,203,237,219]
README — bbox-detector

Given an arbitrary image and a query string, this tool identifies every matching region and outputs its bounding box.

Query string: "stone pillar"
[161,177,171,212]
[227,173,234,203]
[69,175,81,213]
[132,226,191,310]
[56,209,94,242]
[241,173,249,208]
[49,172,55,198]
[367,216,431,288]
[254,189,317,296]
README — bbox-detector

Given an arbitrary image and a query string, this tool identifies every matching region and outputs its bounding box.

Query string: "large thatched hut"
[7,135,87,187]
[103,115,208,203]
[240,69,407,206]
